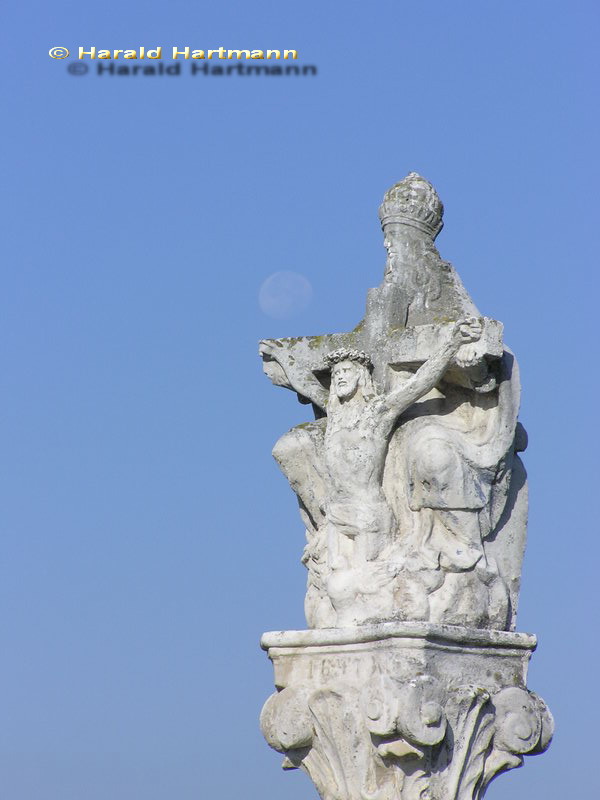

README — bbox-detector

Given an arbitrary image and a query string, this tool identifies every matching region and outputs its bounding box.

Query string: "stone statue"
[259,173,552,800]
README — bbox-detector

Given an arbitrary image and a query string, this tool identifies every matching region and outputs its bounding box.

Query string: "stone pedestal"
[261,623,552,800]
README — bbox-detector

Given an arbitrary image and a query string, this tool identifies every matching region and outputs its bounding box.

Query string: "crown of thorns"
[322,348,373,369]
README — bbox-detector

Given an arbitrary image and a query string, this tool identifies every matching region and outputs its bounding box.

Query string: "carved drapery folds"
[259,174,552,798]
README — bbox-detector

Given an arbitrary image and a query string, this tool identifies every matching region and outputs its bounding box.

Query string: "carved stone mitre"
[378,172,444,239]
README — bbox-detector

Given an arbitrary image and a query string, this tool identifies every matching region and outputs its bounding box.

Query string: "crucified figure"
[321,318,482,571]
[266,318,483,626]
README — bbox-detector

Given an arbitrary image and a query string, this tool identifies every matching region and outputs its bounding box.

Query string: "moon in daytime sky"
[259,270,313,319]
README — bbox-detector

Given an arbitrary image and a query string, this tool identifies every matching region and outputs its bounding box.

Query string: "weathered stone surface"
[259,173,552,799]
[261,624,551,800]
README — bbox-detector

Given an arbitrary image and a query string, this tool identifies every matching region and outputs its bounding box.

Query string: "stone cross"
[260,315,504,412]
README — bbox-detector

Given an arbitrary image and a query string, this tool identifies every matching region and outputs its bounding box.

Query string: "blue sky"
[2,2,599,798]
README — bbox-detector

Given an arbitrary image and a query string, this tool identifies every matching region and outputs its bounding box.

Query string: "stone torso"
[323,399,390,498]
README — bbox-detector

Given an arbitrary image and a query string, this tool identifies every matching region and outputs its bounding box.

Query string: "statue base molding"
[260,623,552,800]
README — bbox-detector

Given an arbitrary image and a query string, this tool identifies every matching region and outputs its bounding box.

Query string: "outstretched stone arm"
[378,318,482,425]
[259,339,330,410]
